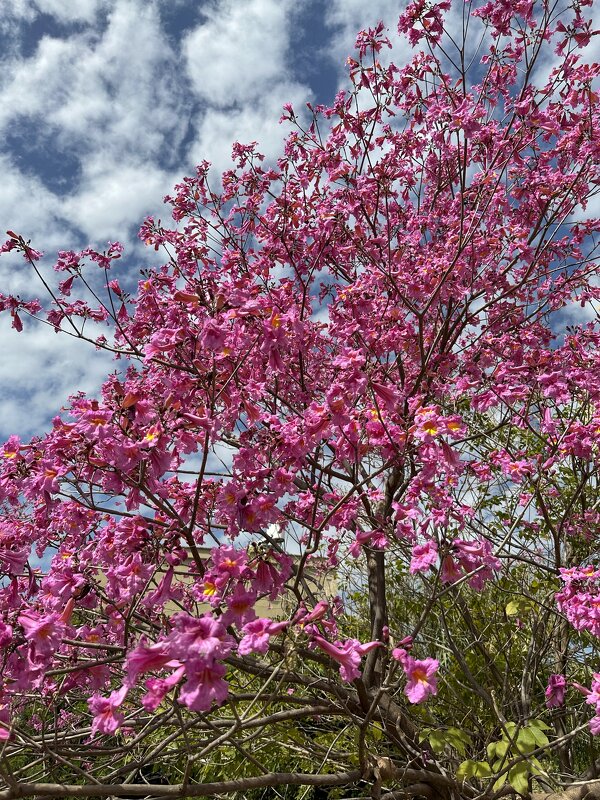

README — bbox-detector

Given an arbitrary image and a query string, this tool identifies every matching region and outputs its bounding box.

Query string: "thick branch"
[0,770,363,799]
[532,781,600,800]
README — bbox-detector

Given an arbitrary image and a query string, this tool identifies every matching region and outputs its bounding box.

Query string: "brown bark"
[532,782,600,800]
[0,770,363,799]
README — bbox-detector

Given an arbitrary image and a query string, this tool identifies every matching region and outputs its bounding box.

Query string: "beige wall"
[139,548,337,620]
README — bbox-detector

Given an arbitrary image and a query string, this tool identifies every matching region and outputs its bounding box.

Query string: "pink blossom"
[42,566,85,606]
[590,715,600,736]
[0,622,12,647]
[557,567,600,638]
[585,674,600,717]
[0,546,28,575]
[391,647,409,667]
[142,665,186,711]
[178,659,229,712]
[125,639,178,686]
[166,613,233,661]
[211,544,247,585]
[452,538,501,588]
[238,618,288,656]
[349,530,388,559]
[312,635,382,682]
[371,382,399,411]
[222,583,256,626]
[88,686,128,736]
[545,674,567,708]
[440,555,462,584]
[293,600,329,625]
[403,657,439,704]
[18,610,66,659]
[409,541,438,574]
[253,555,292,598]
[0,705,10,740]
[201,320,227,351]
[391,639,413,666]
[142,567,181,609]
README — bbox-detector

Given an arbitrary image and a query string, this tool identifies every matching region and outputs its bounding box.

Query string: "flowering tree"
[0,1,599,797]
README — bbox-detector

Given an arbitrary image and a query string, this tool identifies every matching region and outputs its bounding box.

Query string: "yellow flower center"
[412,667,428,683]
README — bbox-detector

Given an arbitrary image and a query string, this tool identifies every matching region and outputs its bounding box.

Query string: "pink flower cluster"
[556,567,600,638]
[409,537,501,590]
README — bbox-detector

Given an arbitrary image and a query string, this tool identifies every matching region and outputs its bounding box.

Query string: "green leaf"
[528,719,551,731]
[429,730,447,754]
[529,757,544,775]
[516,727,537,754]
[371,722,383,741]
[447,727,472,745]
[489,739,510,760]
[427,727,471,755]
[457,760,476,782]
[473,761,492,778]
[456,760,492,782]
[446,727,471,755]
[529,727,549,748]
[505,599,531,616]
[508,762,529,795]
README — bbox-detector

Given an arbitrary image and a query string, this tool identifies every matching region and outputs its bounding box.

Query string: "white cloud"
[18,2,182,154]
[0,0,193,245]
[188,83,308,176]
[324,0,401,71]
[183,0,293,107]
[61,158,172,242]
[0,0,36,26]
[0,155,77,276]
[32,0,108,23]
[0,1,188,161]
[0,317,114,441]
[1,0,107,24]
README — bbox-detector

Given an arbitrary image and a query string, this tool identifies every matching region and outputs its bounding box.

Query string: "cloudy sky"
[0,0,406,442]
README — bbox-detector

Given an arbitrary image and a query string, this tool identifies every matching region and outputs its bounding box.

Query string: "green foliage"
[422,726,471,756]
[456,759,492,782]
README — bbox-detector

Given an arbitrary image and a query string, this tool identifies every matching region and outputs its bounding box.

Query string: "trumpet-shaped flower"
[18,610,66,660]
[403,656,439,704]
[88,686,128,737]
[238,618,289,655]
[125,639,178,686]
[312,635,382,682]
[409,541,438,574]
[178,658,229,712]
[545,674,567,708]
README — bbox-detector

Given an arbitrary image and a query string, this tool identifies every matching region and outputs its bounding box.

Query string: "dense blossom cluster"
[0,0,598,795]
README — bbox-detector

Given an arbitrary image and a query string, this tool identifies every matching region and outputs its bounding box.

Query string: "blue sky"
[0,0,405,442]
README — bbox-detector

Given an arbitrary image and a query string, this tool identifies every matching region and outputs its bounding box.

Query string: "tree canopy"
[0,1,599,797]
